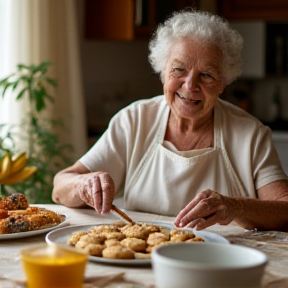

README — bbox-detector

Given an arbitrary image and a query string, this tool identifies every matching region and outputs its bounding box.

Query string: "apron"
[124,103,248,216]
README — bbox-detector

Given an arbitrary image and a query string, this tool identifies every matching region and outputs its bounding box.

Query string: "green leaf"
[12,80,20,91]
[17,64,30,71]
[16,87,27,100]
[35,88,46,112]
[20,75,32,84]
[1,82,15,97]
[44,76,57,87]
[34,62,52,74]
[0,73,14,86]
[32,116,37,126]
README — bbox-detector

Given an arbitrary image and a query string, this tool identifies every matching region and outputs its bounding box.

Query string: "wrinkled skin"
[77,171,115,214]
[174,190,239,230]
[174,180,288,231]
[52,163,115,214]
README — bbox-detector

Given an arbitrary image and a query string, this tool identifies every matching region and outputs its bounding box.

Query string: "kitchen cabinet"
[219,0,288,21]
[84,0,199,40]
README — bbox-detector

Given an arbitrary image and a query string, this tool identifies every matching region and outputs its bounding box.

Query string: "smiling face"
[163,37,225,126]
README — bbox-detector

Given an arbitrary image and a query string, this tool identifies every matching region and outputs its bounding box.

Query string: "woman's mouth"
[176,92,201,104]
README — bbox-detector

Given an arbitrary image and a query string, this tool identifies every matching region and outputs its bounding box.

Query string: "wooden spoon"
[110,204,135,224]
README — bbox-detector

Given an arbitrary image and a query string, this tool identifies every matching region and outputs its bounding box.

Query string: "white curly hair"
[148,9,243,85]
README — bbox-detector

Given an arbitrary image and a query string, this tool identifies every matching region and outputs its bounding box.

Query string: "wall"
[80,40,162,136]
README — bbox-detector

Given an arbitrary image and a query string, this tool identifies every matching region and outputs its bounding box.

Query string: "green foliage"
[0,62,73,203]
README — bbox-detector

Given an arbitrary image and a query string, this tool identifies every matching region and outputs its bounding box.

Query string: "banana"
[0,166,37,185]
[10,152,28,175]
[0,154,12,181]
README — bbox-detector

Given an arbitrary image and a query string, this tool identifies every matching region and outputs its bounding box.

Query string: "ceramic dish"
[45,221,229,266]
[0,214,68,240]
[152,242,268,288]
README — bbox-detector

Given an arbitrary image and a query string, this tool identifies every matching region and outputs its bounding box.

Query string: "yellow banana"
[0,154,12,181]
[0,166,37,185]
[10,152,28,175]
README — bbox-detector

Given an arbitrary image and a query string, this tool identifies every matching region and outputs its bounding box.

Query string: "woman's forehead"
[168,38,223,67]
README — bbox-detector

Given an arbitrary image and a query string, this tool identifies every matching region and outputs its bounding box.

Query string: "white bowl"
[151,242,268,288]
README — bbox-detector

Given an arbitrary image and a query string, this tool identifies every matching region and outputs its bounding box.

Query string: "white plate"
[0,214,69,240]
[46,221,229,266]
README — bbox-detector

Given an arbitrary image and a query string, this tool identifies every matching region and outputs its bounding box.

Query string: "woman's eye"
[201,73,212,78]
[200,73,215,82]
[171,67,186,77]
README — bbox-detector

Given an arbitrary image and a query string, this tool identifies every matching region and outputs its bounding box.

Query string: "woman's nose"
[185,71,199,92]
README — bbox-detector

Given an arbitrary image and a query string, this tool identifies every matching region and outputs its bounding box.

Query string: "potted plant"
[0,62,73,203]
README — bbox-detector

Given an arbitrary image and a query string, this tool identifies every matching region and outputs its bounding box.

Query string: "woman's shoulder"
[125,95,166,111]
[114,95,167,122]
[217,98,267,132]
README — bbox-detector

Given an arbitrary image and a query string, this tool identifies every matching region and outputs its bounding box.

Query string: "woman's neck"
[164,113,214,151]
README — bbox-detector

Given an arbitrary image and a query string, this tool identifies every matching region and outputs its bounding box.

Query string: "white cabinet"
[230,21,266,79]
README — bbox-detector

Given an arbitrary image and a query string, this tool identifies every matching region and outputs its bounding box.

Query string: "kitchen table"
[1,204,288,288]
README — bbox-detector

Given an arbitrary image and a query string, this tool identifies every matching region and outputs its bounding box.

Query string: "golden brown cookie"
[84,233,106,244]
[120,237,147,252]
[105,239,121,247]
[102,245,135,259]
[91,224,119,234]
[101,231,126,241]
[69,231,88,245]
[83,243,106,256]
[186,236,205,242]
[170,229,196,242]
[75,234,105,249]
[120,223,160,240]
[147,232,170,246]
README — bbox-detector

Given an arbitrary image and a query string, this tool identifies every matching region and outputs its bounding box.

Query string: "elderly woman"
[52,9,288,231]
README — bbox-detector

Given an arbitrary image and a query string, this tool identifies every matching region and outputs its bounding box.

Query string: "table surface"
[1,204,288,288]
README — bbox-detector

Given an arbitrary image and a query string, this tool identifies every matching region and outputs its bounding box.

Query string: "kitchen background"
[77,0,288,173]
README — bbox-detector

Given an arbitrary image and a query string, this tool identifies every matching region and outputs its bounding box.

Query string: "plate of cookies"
[45,221,229,265]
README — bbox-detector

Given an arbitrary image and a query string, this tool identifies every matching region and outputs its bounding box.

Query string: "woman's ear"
[219,82,226,95]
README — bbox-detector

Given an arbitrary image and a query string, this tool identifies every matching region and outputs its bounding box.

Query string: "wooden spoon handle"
[111,205,135,224]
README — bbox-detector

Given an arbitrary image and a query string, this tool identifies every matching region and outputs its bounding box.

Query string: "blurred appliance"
[272,132,288,175]
[230,21,288,78]
[230,21,265,78]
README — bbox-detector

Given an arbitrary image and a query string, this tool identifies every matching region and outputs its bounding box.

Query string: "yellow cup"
[20,244,88,288]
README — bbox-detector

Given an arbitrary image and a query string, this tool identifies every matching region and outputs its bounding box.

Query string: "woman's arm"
[235,179,288,231]
[174,180,288,231]
[52,161,115,214]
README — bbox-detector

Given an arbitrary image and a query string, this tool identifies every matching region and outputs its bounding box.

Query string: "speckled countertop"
[1,204,288,288]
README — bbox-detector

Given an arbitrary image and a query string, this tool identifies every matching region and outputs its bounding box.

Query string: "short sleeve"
[252,126,288,190]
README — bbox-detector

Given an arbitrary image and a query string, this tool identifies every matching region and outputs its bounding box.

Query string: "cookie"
[120,237,147,252]
[102,245,135,259]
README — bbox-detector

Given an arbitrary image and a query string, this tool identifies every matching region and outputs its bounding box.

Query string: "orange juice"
[20,244,88,288]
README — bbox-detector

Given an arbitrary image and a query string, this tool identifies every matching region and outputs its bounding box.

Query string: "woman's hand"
[174,190,242,230]
[78,171,115,214]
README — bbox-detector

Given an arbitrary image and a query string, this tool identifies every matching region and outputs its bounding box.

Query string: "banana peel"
[0,166,37,185]
[10,152,28,175]
[0,152,37,185]
[0,154,12,181]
